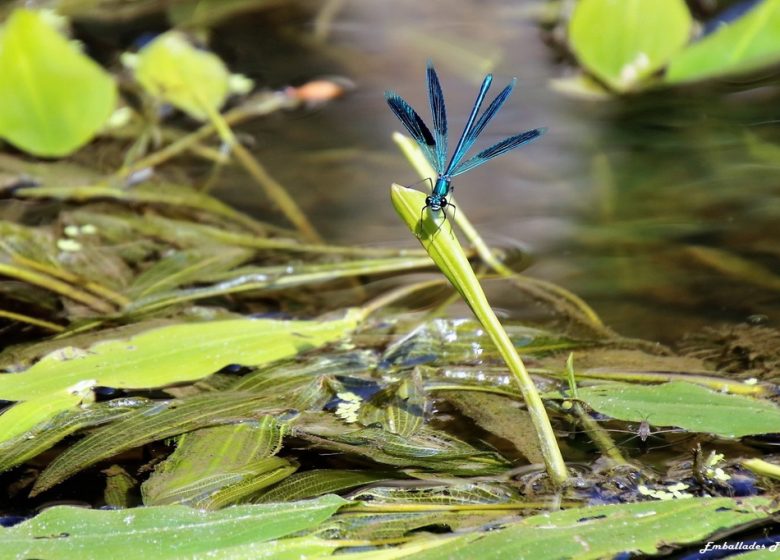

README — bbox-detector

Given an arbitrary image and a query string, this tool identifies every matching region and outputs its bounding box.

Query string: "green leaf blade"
[569,0,692,91]
[0,9,117,156]
[666,0,780,83]
[573,381,780,437]
[0,310,361,445]
[130,31,234,120]
[0,496,347,560]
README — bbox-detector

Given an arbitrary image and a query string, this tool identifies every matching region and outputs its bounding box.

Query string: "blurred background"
[5,0,780,344]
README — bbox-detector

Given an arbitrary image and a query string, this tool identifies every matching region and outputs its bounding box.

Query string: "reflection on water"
[211,0,780,343]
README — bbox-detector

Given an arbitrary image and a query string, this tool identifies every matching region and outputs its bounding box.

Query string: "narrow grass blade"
[390,184,567,485]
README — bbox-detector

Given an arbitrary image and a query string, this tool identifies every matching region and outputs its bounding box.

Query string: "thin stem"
[10,254,130,308]
[0,309,64,332]
[361,277,449,317]
[0,263,113,313]
[202,101,323,243]
[114,92,297,181]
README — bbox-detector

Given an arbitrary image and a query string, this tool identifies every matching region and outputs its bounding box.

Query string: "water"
[210,0,780,344]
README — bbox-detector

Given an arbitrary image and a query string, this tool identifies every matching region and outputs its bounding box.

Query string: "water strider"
[385,62,545,219]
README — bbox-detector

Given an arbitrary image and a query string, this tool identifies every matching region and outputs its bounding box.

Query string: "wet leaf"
[357,371,426,437]
[442,391,544,464]
[569,0,692,92]
[255,470,391,503]
[568,381,780,437]
[381,318,587,369]
[350,482,520,505]
[0,309,362,446]
[31,392,291,494]
[319,510,510,541]
[0,495,347,560]
[395,497,775,559]
[142,418,293,508]
[0,319,180,372]
[0,9,117,156]
[128,31,240,121]
[297,424,509,476]
[0,397,151,473]
[667,0,780,83]
[0,221,58,266]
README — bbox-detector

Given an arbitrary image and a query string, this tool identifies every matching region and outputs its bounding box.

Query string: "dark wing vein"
[426,64,448,173]
[451,127,546,177]
[386,92,439,172]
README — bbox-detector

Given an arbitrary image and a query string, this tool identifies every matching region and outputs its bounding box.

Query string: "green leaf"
[571,381,780,437]
[442,391,544,464]
[255,470,391,503]
[0,309,362,446]
[0,9,117,156]
[569,0,692,92]
[357,371,426,437]
[32,392,290,494]
[350,482,520,505]
[0,496,347,560]
[667,0,780,83]
[0,397,150,473]
[395,497,774,560]
[129,31,235,121]
[297,423,510,476]
[142,418,295,508]
[390,184,567,485]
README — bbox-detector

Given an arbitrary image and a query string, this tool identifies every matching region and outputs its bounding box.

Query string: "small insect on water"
[385,62,546,225]
[601,415,692,455]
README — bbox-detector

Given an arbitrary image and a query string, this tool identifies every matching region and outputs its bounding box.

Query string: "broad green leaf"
[572,381,780,437]
[667,0,780,83]
[395,497,774,560]
[0,309,362,446]
[569,0,692,91]
[0,9,117,156]
[142,418,294,508]
[0,496,347,560]
[32,392,292,494]
[129,31,235,120]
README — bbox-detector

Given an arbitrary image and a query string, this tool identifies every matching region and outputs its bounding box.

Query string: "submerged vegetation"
[0,1,779,558]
